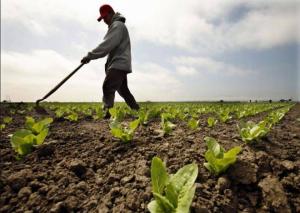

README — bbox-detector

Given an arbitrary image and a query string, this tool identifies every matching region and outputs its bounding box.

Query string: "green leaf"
[39,118,53,127]
[176,185,196,213]
[25,116,35,130]
[109,120,134,142]
[167,163,198,208]
[0,124,6,131]
[204,137,224,158]
[31,122,45,134]
[238,120,269,142]
[129,119,140,132]
[165,183,178,208]
[148,200,165,213]
[204,147,241,176]
[151,157,169,195]
[153,193,175,212]
[11,129,32,139]
[111,127,123,139]
[203,162,213,173]
[30,118,53,134]
[10,130,34,156]
[224,146,242,158]
[55,109,65,118]
[188,118,199,130]
[207,117,217,127]
[204,151,219,174]
[65,113,78,122]
[3,117,12,124]
[109,107,117,117]
[35,128,49,145]
[204,137,241,175]
[16,140,33,156]
[161,121,176,135]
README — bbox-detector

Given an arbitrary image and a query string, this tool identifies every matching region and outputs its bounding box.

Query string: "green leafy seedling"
[187,118,200,130]
[148,157,198,213]
[207,117,217,127]
[156,113,176,136]
[237,120,270,143]
[0,124,6,131]
[203,137,241,176]
[64,113,78,122]
[93,108,104,120]
[109,107,126,121]
[3,117,13,124]
[138,110,151,125]
[109,118,140,142]
[219,111,232,123]
[55,109,65,118]
[25,116,53,135]
[10,117,53,157]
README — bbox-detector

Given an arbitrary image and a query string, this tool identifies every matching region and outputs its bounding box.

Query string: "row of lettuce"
[1,102,293,157]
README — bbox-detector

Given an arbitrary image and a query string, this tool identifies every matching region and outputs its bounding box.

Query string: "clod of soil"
[258,175,290,212]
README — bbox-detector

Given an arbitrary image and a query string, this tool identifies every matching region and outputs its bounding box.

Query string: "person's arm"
[88,23,123,60]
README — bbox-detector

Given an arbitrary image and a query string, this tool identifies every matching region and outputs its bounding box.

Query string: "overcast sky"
[1,0,300,102]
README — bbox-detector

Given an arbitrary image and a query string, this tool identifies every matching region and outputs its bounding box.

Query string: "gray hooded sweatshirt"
[87,13,132,73]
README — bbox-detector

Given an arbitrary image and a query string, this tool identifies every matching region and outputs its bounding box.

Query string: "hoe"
[35,63,84,114]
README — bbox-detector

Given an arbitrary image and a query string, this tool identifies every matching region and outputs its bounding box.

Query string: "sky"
[1,0,300,102]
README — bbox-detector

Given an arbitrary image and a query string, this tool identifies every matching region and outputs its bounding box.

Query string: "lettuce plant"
[138,110,151,125]
[155,113,177,136]
[64,112,78,122]
[187,118,200,130]
[219,111,232,123]
[10,117,53,157]
[207,117,217,127]
[160,120,176,136]
[161,112,176,122]
[82,108,93,117]
[265,107,290,125]
[236,110,247,119]
[0,117,13,131]
[109,107,126,121]
[109,118,140,142]
[24,116,53,135]
[148,157,198,213]
[93,107,104,120]
[0,124,5,131]
[3,117,12,124]
[55,108,65,118]
[237,120,270,143]
[204,137,241,176]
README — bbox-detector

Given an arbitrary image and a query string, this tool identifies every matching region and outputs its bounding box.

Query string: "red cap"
[97,4,114,22]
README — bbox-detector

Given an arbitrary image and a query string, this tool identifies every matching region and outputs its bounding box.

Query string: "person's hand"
[81,56,91,64]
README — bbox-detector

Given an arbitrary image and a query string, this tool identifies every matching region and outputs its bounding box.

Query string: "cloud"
[130,62,184,101]
[2,0,298,53]
[175,66,198,76]
[1,49,105,102]
[224,2,299,50]
[1,49,185,102]
[127,0,299,52]
[172,56,255,76]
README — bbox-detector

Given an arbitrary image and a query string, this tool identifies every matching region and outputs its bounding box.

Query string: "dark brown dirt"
[0,103,299,213]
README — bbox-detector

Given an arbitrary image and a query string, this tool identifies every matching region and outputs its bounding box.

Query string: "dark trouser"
[102,68,139,110]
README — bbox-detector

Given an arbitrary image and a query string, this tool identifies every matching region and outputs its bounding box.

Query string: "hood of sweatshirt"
[111,12,126,24]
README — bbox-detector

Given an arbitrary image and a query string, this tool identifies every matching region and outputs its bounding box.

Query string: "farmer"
[81,4,140,119]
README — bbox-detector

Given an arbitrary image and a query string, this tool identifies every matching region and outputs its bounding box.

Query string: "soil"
[0,103,299,213]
